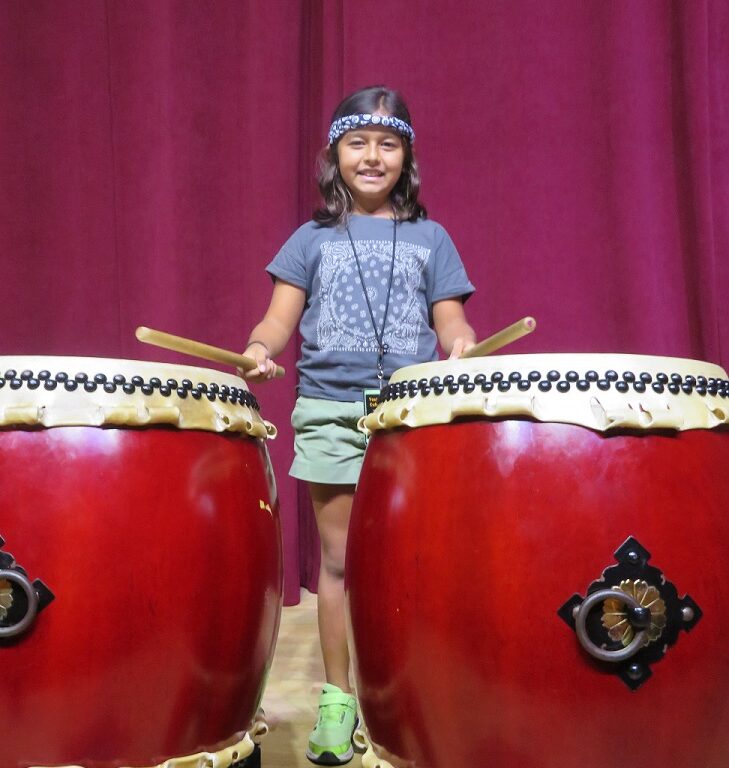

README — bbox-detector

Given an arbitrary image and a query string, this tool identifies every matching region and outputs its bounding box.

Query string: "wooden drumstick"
[462,316,537,358]
[135,327,285,379]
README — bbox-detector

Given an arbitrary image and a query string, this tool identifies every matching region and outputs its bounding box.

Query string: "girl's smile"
[336,126,405,216]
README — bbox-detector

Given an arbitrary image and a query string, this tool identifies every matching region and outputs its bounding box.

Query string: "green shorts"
[290,396,367,485]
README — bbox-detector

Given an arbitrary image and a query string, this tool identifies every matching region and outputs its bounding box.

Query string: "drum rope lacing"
[0,368,261,410]
[380,369,729,401]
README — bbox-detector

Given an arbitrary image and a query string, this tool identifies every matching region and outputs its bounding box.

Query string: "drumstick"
[462,316,537,358]
[135,327,285,378]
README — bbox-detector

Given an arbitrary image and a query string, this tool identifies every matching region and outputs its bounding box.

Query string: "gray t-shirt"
[267,215,475,401]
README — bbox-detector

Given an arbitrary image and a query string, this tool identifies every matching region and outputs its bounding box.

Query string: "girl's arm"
[432,298,477,359]
[243,280,306,379]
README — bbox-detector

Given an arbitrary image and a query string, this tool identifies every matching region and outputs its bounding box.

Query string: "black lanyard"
[345,217,397,387]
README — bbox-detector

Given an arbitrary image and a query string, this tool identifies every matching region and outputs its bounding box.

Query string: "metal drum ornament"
[346,353,729,768]
[0,357,282,768]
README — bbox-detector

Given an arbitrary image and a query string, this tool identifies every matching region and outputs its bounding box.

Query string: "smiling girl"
[242,86,476,765]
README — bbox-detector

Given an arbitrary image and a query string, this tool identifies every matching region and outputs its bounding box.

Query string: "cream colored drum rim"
[361,353,729,434]
[0,356,277,438]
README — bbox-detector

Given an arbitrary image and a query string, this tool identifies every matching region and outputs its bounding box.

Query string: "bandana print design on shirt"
[318,239,430,353]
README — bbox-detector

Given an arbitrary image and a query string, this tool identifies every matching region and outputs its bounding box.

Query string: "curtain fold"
[1,0,727,603]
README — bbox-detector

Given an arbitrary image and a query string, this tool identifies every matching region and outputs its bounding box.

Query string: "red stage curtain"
[1,1,727,604]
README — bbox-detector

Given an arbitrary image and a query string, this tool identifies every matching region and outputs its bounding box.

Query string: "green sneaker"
[306,683,358,765]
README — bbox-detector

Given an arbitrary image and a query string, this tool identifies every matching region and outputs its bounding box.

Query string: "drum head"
[362,353,729,434]
[0,356,277,437]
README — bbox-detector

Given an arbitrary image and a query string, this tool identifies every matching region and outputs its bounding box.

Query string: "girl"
[243,85,476,765]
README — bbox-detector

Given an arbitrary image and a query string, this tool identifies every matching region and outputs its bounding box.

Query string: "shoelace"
[319,703,352,724]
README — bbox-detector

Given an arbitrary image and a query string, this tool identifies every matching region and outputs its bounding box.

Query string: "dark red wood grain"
[1,426,282,768]
[347,420,729,768]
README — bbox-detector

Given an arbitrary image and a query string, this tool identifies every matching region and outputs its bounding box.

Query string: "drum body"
[347,354,729,768]
[0,357,282,768]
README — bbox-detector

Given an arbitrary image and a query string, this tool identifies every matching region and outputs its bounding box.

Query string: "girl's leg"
[309,481,356,692]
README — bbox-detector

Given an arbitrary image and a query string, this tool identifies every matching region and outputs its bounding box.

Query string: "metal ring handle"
[574,589,648,662]
[0,569,40,638]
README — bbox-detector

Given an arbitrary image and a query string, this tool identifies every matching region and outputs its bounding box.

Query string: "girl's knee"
[320,552,346,581]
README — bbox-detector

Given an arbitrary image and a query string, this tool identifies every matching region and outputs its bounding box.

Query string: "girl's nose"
[364,143,380,163]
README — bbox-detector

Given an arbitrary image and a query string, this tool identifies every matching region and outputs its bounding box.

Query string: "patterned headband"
[328,113,416,145]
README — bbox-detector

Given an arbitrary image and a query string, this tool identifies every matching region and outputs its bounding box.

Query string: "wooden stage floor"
[258,589,364,768]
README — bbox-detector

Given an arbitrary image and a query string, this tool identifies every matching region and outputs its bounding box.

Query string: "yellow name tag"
[363,388,380,416]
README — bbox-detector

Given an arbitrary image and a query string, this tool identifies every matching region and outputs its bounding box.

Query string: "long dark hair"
[313,86,427,226]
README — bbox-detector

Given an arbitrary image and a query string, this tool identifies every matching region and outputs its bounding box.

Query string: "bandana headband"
[328,113,415,145]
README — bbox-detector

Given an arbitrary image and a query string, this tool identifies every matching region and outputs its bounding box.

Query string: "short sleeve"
[266,225,309,289]
[431,224,475,303]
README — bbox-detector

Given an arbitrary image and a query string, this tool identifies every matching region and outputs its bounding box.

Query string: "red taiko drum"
[347,354,729,768]
[0,357,282,768]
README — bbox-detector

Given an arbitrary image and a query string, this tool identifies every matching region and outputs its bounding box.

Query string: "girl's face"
[336,125,405,217]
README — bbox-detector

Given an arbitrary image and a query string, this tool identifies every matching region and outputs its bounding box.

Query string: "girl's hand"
[448,336,476,359]
[240,341,278,380]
